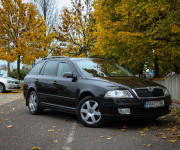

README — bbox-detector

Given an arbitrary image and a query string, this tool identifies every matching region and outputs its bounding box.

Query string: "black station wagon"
[23,56,171,127]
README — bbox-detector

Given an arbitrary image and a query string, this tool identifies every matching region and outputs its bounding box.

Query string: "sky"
[58,0,71,9]
[0,0,72,69]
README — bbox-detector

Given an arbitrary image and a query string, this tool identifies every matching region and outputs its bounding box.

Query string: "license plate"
[144,100,164,108]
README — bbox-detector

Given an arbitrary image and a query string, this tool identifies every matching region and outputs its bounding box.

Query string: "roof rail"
[42,56,69,60]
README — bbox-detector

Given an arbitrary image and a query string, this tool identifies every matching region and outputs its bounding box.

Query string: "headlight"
[7,80,13,83]
[164,88,170,96]
[104,90,133,98]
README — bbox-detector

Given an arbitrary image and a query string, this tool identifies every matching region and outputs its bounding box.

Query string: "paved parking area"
[0,93,180,150]
[0,91,23,106]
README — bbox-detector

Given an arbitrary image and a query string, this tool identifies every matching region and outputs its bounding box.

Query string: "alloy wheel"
[29,93,37,112]
[80,100,101,125]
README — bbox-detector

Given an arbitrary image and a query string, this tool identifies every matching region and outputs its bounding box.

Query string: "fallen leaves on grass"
[99,136,104,138]
[107,137,113,140]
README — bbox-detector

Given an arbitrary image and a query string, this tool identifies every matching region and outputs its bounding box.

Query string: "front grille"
[153,88,164,97]
[134,87,164,98]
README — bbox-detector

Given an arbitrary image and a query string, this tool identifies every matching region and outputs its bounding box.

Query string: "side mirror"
[62,72,74,78]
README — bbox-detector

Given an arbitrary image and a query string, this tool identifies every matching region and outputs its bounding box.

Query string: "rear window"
[29,62,44,75]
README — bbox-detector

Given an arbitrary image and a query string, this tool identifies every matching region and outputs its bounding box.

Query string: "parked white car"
[0,77,21,93]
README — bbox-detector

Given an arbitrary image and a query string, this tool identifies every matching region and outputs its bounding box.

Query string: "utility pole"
[7,62,10,77]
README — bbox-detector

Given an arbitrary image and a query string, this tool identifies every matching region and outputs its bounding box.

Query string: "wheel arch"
[0,82,5,86]
[77,91,96,105]
[0,82,6,92]
[26,87,36,106]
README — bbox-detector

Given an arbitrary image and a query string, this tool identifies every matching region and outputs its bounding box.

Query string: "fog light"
[118,108,131,114]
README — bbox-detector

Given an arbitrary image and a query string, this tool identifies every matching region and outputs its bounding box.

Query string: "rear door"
[25,62,45,97]
[37,61,59,105]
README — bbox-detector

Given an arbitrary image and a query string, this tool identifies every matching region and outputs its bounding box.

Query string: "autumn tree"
[93,0,180,77]
[54,0,94,57]
[32,0,59,34]
[0,0,55,80]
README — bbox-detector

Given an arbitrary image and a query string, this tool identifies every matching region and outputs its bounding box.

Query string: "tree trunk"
[138,63,144,78]
[154,55,160,78]
[17,55,20,80]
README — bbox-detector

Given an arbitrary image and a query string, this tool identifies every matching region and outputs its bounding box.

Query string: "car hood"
[0,77,19,82]
[90,77,161,89]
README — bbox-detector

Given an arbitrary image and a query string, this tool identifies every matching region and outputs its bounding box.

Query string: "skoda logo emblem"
[147,87,154,92]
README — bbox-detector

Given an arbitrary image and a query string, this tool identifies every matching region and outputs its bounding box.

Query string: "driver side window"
[57,62,73,76]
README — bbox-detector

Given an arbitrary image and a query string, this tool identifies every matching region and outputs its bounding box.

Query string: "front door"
[54,61,77,108]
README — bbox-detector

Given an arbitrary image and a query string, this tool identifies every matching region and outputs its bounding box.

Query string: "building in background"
[0,69,7,77]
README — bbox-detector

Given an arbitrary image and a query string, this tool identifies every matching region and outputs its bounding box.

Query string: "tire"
[77,96,104,127]
[0,83,5,93]
[28,91,42,115]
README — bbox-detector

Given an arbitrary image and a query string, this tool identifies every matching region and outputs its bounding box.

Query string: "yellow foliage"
[171,24,180,33]
[92,0,180,76]
[55,0,94,57]
[0,0,55,64]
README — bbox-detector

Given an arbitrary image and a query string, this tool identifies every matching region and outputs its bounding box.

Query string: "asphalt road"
[0,95,180,150]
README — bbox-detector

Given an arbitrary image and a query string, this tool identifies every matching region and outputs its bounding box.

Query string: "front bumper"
[100,96,171,119]
[5,83,21,91]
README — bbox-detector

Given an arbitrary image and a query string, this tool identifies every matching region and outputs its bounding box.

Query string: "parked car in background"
[0,77,21,93]
[23,56,171,127]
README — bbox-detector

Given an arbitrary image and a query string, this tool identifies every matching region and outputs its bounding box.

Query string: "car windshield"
[74,59,133,77]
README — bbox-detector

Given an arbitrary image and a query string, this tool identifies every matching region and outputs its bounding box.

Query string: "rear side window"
[43,61,58,76]
[57,62,73,76]
[29,62,44,75]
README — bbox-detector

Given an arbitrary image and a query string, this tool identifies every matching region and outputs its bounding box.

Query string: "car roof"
[40,57,105,62]
[69,57,104,61]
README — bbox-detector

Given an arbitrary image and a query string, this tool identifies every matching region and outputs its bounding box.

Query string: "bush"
[9,69,26,80]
